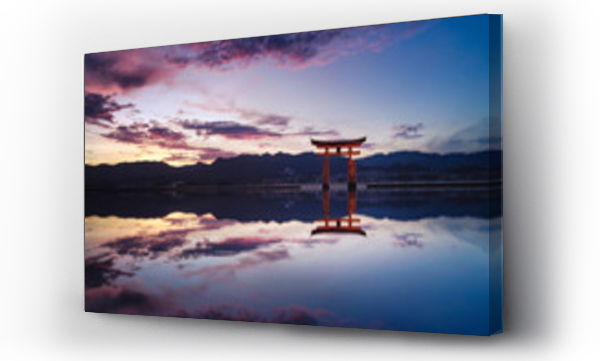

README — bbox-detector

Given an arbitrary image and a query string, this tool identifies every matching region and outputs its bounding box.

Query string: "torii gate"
[311,137,366,190]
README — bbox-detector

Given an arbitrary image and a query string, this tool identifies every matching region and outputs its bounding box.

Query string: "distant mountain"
[360,150,501,183]
[85,150,501,190]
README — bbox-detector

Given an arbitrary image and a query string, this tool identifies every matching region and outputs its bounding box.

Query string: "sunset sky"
[85,14,499,166]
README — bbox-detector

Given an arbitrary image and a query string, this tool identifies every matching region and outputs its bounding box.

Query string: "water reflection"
[312,189,366,236]
[85,188,501,335]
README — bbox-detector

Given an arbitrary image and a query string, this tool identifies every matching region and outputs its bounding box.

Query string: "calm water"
[85,188,502,335]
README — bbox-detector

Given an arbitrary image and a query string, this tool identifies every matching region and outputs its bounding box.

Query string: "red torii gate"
[311,137,366,191]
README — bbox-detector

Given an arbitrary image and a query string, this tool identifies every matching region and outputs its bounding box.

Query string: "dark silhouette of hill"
[85,150,501,190]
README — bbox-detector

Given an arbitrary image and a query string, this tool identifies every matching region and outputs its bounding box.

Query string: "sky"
[85,14,500,167]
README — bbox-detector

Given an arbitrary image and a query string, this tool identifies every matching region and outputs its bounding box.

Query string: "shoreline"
[85,179,502,193]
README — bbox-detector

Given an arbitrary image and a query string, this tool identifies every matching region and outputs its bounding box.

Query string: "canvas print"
[85,14,503,335]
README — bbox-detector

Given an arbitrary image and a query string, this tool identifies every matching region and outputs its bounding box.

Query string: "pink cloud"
[85,24,425,94]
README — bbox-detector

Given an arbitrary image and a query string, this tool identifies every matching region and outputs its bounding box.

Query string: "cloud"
[85,50,174,93]
[401,20,436,39]
[361,142,376,150]
[162,148,237,164]
[85,92,134,126]
[197,147,238,162]
[177,117,339,143]
[85,24,421,93]
[166,29,347,70]
[147,126,187,141]
[393,122,424,139]
[102,122,200,151]
[102,123,148,144]
[85,31,351,93]
[292,126,339,138]
[246,112,291,128]
[98,121,242,163]
[161,153,197,164]
[184,100,295,130]
[427,117,502,153]
[178,119,282,140]
[255,115,290,127]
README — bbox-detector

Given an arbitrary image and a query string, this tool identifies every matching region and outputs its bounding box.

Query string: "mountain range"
[85,150,502,190]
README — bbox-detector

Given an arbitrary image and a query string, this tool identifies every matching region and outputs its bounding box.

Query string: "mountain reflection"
[85,189,501,335]
[86,188,500,220]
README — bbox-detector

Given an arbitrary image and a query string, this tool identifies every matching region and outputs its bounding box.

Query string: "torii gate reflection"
[310,137,367,236]
[311,189,366,236]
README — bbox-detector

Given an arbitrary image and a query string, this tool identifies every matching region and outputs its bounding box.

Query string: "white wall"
[1,0,599,360]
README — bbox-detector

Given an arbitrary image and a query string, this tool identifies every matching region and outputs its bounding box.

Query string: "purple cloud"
[393,122,424,139]
[104,235,187,259]
[250,113,291,127]
[197,147,238,162]
[393,233,424,248]
[85,49,174,93]
[184,100,293,129]
[178,119,282,140]
[166,30,346,70]
[162,148,237,164]
[179,237,283,259]
[85,254,132,289]
[177,118,338,141]
[86,286,339,326]
[84,92,133,126]
[85,25,405,93]
[102,122,199,150]
[102,122,241,163]
[292,126,339,137]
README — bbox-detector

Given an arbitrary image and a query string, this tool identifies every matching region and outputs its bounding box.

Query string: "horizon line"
[85,148,502,168]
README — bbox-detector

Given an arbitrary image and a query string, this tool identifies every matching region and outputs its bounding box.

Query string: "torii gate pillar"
[311,137,366,191]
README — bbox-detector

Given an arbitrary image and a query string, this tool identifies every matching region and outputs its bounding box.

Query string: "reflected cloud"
[85,254,132,289]
[424,217,500,252]
[86,287,163,315]
[179,303,334,325]
[85,193,498,334]
[97,216,250,259]
[183,248,290,278]
[179,237,283,259]
[85,212,234,248]
[86,285,347,326]
[393,232,424,248]
[104,234,187,259]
